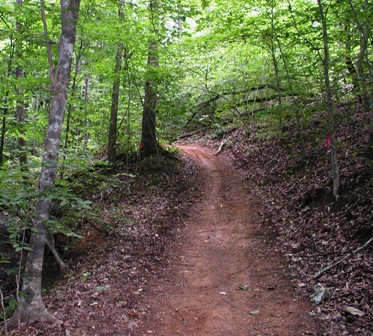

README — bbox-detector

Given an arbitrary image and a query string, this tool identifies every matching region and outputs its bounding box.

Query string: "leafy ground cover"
[1,101,371,335]
[0,153,201,335]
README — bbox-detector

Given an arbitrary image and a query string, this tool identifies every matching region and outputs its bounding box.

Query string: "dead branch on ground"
[314,236,373,279]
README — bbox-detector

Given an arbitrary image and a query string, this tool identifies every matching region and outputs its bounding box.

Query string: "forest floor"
[2,145,320,336]
[1,103,372,336]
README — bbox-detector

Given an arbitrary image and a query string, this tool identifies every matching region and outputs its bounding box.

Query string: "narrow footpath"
[143,145,319,335]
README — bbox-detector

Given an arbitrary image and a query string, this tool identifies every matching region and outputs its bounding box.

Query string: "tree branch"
[46,235,70,272]
[185,84,281,127]
[314,236,373,279]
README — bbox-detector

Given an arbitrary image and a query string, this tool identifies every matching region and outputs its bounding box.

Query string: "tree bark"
[270,3,281,110]
[317,0,340,199]
[108,1,131,162]
[141,40,160,156]
[0,34,14,166]
[141,1,161,156]
[108,46,123,162]
[7,0,80,329]
[0,96,8,167]
[15,0,27,168]
[348,0,373,158]
[64,39,84,151]
[15,67,27,168]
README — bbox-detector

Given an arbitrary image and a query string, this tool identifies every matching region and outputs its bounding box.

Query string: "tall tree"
[15,0,27,168]
[317,0,340,199]
[108,0,126,162]
[140,0,161,156]
[348,0,373,158]
[0,9,15,167]
[7,0,81,328]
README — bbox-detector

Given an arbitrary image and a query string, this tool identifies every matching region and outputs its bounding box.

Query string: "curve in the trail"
[145,145,318,336]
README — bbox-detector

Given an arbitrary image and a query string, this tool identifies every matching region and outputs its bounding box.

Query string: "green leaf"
[22,246,34,252]
[96,285,110,291]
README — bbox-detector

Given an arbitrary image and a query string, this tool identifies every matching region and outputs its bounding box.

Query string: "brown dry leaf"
[127,310,140,319]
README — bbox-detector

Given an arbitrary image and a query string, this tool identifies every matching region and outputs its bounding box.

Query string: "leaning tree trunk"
[317,0,340,199]
[7,0,80,329]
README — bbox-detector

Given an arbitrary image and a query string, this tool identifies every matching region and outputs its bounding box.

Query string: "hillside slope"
[197,103,372,335]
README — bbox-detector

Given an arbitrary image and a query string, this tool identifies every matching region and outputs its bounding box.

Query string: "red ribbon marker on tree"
[326,133,331,150]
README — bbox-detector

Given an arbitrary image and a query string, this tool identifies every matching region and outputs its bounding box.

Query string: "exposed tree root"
[6,301,61,331]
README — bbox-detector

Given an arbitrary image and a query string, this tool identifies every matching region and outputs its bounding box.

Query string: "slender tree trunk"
[0,99,8,167]
[348,0,373,158]
[60,41,84,179]
[317,0,340,199]
[108,1,127,162]
[1,36,15,166]
[276,35,306,161]
[344,24,360,93]
[269,0,282,130]
[82,74,90,149]
[7,0,80,329]
[15,66,27,168]
[64,39,84,150]
[15,0,27,168]
[108,46,123,162]
[356,39,372,157]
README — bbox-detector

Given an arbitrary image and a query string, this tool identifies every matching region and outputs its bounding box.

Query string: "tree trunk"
[0,36,14,166]
[7,0,80,329]
[317,0,340,199]
[140,0,161,156]
[269,0,282,130]
[64,39,84,151]
[108,46,123,162]
[141,40,160,156]
[344,24,360,94]
[15,65,27,168]
[0,96,8,167]
[348,0,373,158]
[15,0,27,168]
[82,74,90,149]
[108,1,129,162]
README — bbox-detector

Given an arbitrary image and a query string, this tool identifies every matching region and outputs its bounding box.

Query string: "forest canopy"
[0,0,371,162]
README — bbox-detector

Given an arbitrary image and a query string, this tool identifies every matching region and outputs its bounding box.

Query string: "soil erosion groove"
[145,145,318,336]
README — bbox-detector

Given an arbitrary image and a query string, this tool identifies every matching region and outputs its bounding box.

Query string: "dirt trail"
[144,145,319,336]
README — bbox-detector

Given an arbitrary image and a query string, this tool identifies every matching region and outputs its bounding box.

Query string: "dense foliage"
[0,0,371,162]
